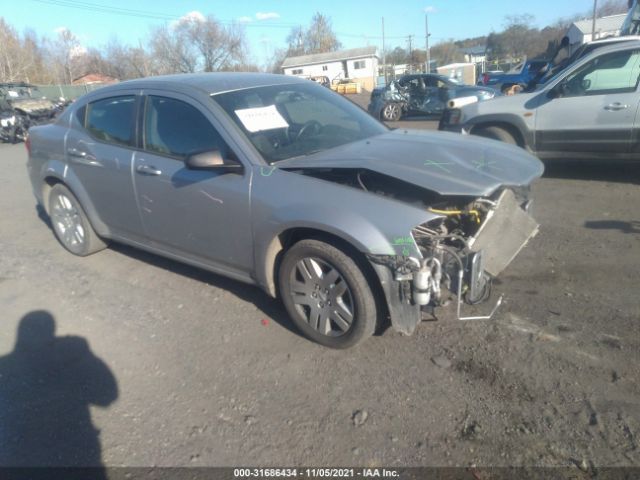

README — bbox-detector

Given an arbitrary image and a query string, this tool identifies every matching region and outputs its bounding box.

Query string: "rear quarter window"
[85,96,136,147]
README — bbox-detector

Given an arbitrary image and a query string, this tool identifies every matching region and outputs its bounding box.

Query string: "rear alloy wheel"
[473,126,517,145]
[381,102,402,122]
[49,184,107,256]
[279,239,377,348]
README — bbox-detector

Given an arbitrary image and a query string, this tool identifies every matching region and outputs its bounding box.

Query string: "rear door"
[65,91,145,239]
[535,48,640,155]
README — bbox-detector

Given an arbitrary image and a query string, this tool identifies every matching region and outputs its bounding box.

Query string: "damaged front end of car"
[366,187,538,334]
[0,110,18,143]
[0,83,58,142]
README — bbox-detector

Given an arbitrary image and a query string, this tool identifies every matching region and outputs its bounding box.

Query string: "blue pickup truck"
[478,59,550,93]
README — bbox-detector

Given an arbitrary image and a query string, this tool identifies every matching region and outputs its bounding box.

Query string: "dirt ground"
[0,119,639,471]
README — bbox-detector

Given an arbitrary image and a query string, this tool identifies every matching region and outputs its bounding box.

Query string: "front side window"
[143,96,228,159]
[562,49,640,97]
[85,96,135,146]
[213,82,387,163]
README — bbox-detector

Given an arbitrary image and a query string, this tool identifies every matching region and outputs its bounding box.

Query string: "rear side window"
[143,96,228,158]
[85,96,135,146]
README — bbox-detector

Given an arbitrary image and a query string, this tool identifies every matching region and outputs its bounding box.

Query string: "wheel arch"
[41,173,110,237]
[258,227,390,330]
[260,227,382,295]
[467,115,534,150]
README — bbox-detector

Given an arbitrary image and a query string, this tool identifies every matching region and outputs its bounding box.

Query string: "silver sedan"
[27,73,543,348]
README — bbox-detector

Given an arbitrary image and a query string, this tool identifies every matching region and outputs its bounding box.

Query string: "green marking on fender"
[260,166,276,177]
[423,159,453,173]
[391,236,413,246]
[473,158,502,171]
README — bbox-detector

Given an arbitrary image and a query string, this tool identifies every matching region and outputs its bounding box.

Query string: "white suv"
[440,41,640,160]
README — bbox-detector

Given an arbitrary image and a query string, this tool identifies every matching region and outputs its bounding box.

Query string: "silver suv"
[440,41,640,160]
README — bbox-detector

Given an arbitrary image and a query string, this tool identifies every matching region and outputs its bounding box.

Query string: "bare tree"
[304,13,342,54]
[0,18,37,82]
[178,15,246,72]
[149,24,198,74]
[430,41,464,66]
[45,28,83,83]
[149,14,246,75]
[597,0,628,16]
[285,26,305,56]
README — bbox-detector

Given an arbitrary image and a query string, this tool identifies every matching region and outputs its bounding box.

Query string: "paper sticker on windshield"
[235,105,288,133]
[8,91,19,98]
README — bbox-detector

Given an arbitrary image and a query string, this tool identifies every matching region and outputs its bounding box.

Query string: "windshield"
[212,82,387,163]
[2,85,42,100]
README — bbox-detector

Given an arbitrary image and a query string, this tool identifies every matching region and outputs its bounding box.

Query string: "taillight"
[25,135,30,154]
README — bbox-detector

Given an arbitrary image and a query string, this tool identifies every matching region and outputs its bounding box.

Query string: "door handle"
[67,148,100,166]
[136,164,162,176]
[604,103,628,111]
[67,147,87,158]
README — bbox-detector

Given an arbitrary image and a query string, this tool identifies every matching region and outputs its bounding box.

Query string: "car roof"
[586,35,640,45]
[99,72,309,96]
[578,39,640,60]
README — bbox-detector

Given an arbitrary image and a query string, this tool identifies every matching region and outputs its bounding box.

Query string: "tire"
[278,239,377,349]
[473,126,517,145]
[48,184,107,256]
[381,102,402,122]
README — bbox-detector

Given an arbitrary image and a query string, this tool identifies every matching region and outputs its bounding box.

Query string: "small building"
[461,45,487,65]
[281,46,379,91]
[566,14,626,50]
[72,73,118,85]
[437,63,476,85]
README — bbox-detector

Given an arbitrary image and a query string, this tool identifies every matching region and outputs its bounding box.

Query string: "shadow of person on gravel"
[0,311,118,477]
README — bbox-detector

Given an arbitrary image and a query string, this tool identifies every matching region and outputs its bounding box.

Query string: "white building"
[281,46,379,91]
[566,14,626,50]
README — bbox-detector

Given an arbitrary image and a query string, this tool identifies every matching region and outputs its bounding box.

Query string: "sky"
[2,0,608,67]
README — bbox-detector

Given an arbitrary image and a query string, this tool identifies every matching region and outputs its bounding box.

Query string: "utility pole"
[591,0,598,40]
[382,17,387,84]
[425,14,431,73]
[407,35,413,73]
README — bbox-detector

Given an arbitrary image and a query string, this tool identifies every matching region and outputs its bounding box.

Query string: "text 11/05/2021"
[233,468,400,478]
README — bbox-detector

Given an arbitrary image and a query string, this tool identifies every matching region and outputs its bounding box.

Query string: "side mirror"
[185,150,243,173]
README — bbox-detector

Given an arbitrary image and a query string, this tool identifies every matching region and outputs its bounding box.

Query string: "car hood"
[277,129,544,197]
[10,97,55,113]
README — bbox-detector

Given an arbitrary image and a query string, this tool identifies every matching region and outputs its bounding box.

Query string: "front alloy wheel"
[289,257,355,337]
[279,239,377,348]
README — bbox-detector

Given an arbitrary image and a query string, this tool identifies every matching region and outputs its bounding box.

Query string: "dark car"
[368,73,498,121]
[0,83,60,143]
[27,72,543,348]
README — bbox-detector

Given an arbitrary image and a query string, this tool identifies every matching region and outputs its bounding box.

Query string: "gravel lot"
[0,113,639,471]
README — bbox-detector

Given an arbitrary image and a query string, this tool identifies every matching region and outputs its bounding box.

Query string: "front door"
[132,92,253,276]
[535,48,640,155]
